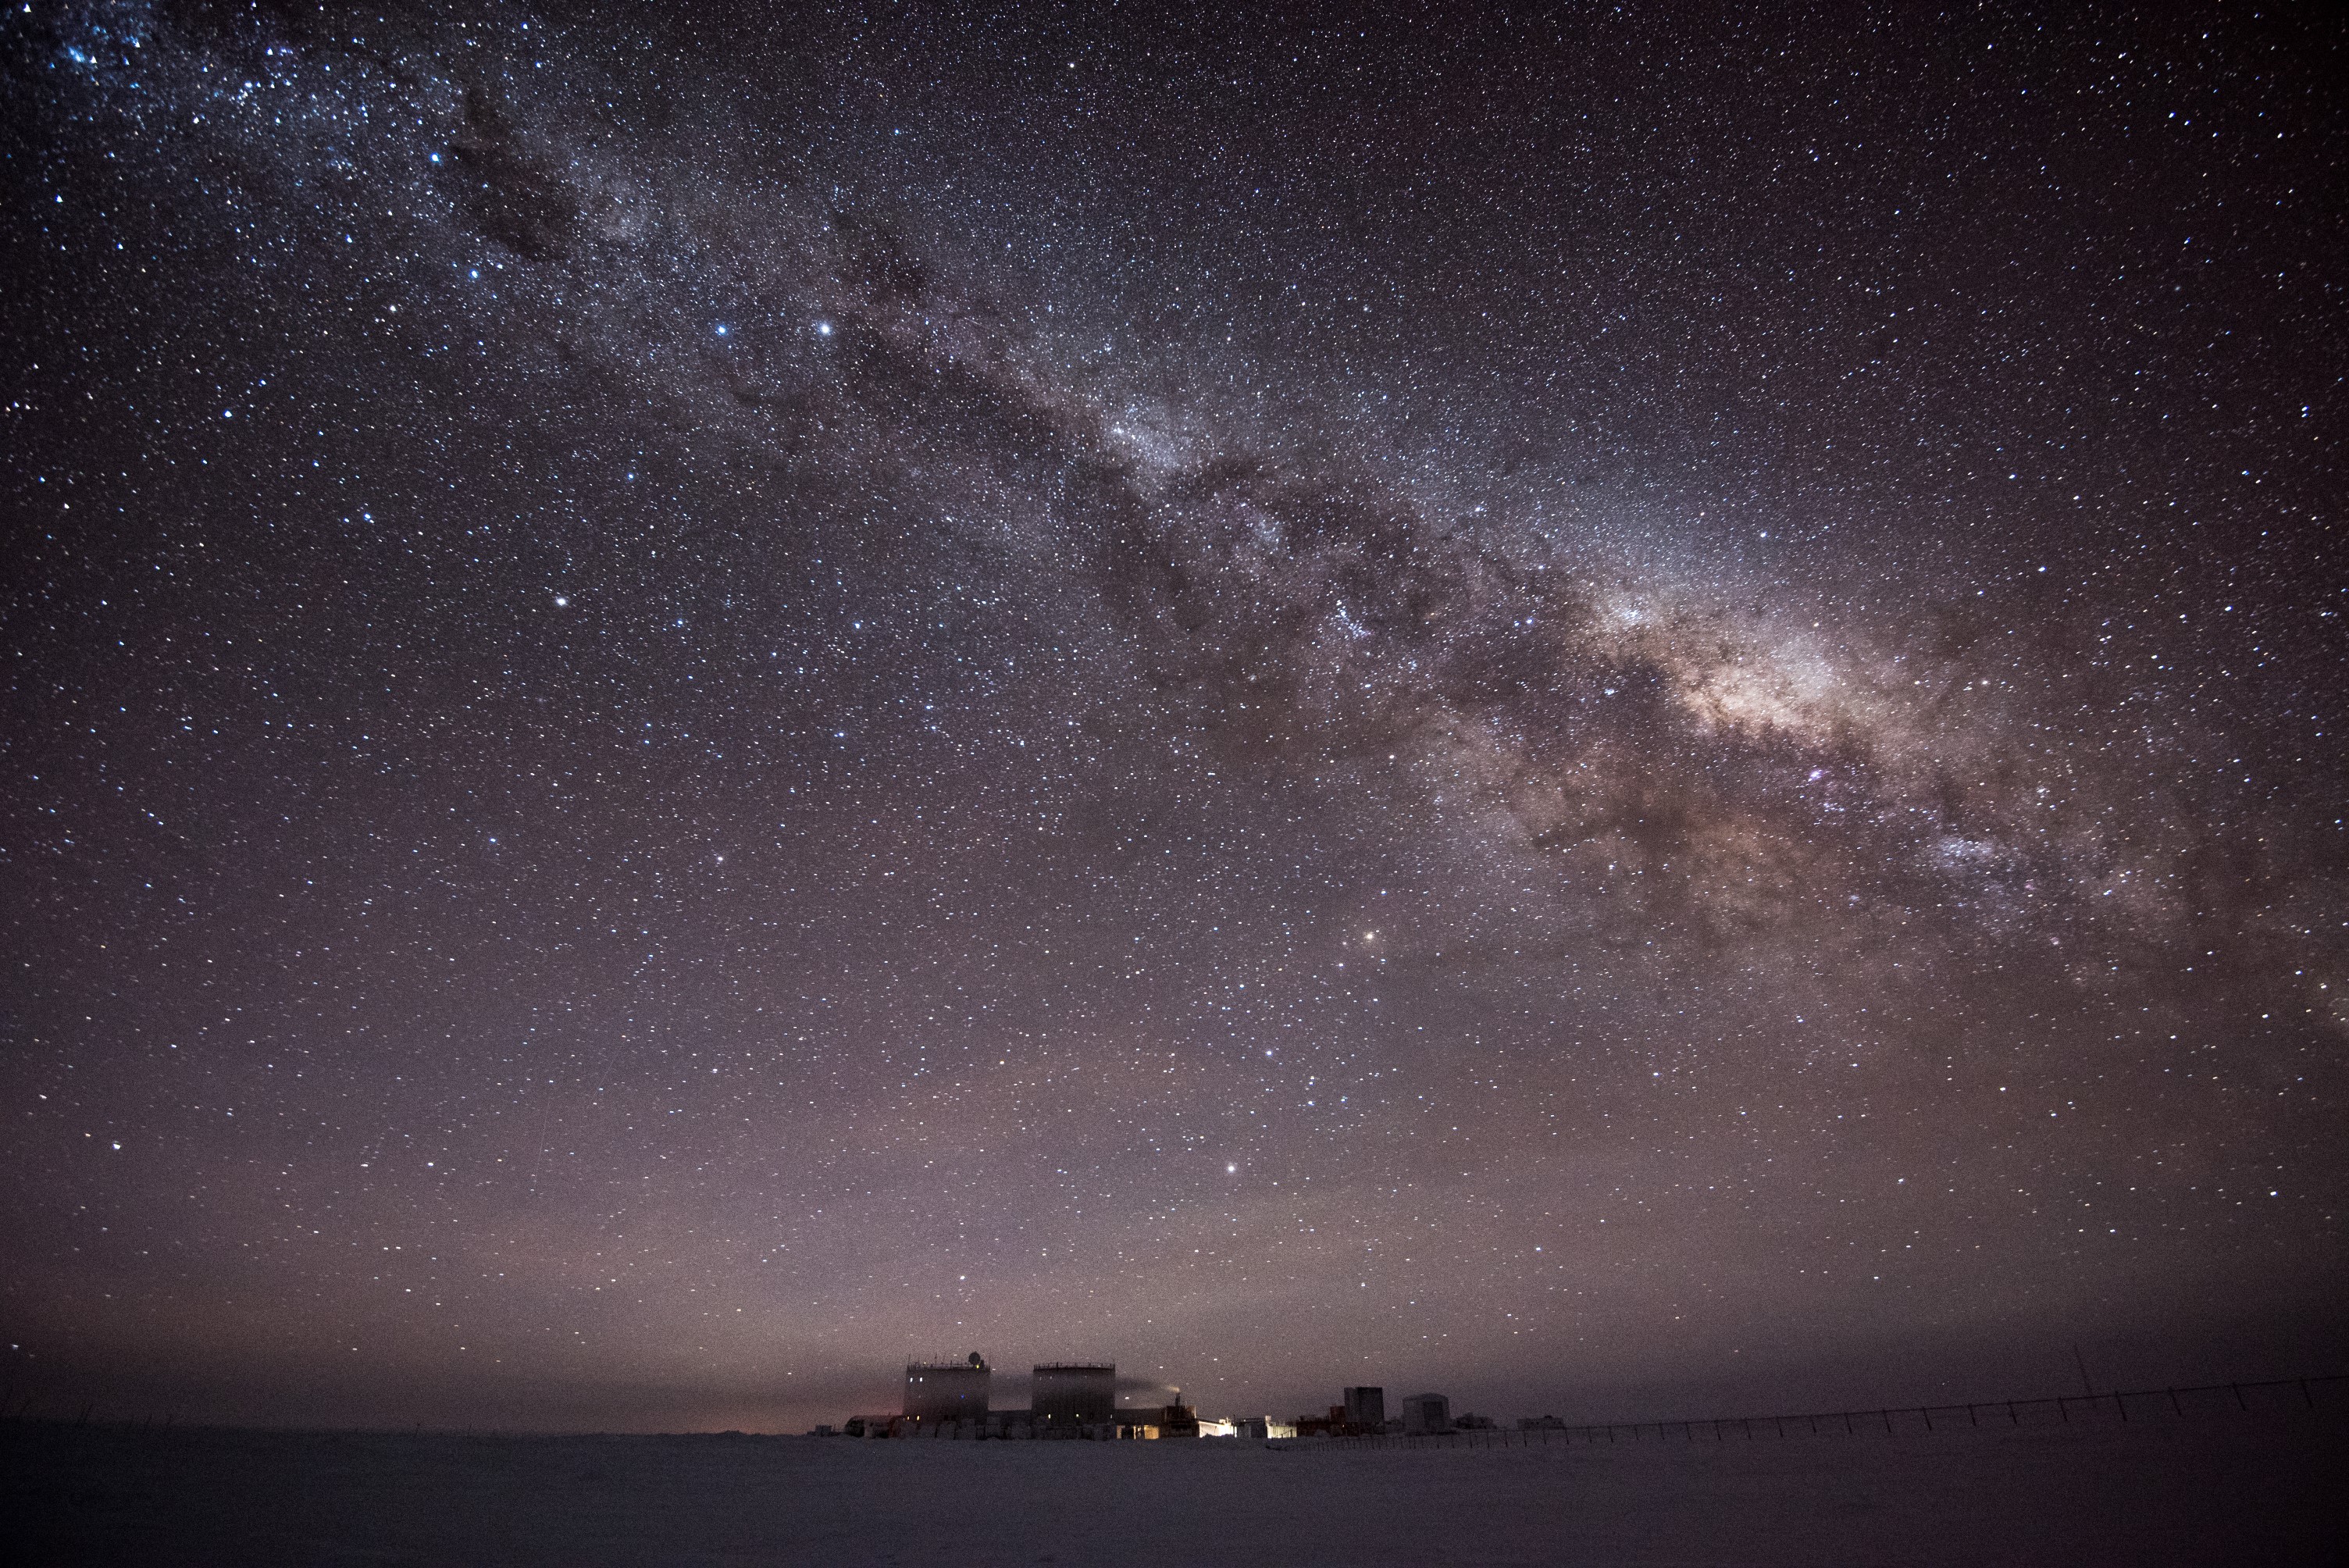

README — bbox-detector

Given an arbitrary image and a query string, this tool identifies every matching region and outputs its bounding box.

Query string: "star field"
[2,2,2343,1431]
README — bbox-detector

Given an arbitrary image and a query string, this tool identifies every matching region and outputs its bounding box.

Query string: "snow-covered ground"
[12,1406,2340,1565]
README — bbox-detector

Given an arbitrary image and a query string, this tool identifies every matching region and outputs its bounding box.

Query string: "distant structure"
[860,1352,1240,1441]
[1031,1362,1117,1433]
[1401,1392,1451,1435]
[1119,1398,1199,1440]
[904,1352,992,1425]
[1292,1386,1390,1438]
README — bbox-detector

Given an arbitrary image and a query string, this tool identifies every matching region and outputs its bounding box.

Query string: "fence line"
[1306,1374,2347,1452]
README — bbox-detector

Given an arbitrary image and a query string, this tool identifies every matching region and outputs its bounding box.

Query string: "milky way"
[5,2,2344,1431]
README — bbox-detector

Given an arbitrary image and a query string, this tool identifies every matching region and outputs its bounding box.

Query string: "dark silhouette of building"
[1030,1362,1117,1432]
[903,1352,992,1424]
[1295,1390,1388,1438]
[1402,1393,1451,1434]
[1290,1406,1346,1438]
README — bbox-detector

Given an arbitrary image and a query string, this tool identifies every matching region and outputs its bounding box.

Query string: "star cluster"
[2,2,2343,1431]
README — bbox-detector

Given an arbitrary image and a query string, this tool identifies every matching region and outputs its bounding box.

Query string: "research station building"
[1030,1363,1117,1432]
[903,1352,993,1425]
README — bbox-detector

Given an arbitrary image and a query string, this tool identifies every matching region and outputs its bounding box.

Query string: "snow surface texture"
[13,1407,2342,1566]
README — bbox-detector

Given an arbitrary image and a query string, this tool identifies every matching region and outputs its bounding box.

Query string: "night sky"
[5,1,2344,1434]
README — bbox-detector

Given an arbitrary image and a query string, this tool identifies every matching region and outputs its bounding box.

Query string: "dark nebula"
[3,2,2343,1431]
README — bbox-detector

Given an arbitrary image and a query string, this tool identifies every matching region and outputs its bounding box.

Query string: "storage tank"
[903,1352,992,1425]
[1030,1363,1117,1431]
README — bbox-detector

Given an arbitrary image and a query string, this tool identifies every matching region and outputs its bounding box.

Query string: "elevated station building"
[1030,1362,1117,1433]
[902,1352,992,1426]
